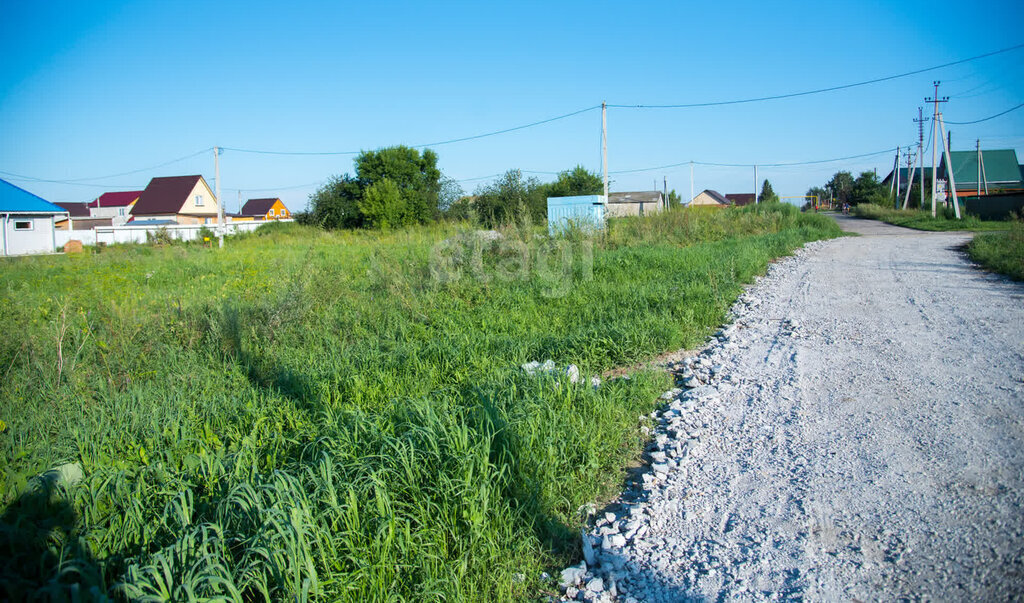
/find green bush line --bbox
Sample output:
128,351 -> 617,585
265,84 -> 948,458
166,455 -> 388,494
0,204 -> 840,601
852,204 -> 1009,231
967,220 -> 1024,281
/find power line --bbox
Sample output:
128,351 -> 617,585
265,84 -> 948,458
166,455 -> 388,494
0,147 -> 212,185
222,105 -> 601,156
945,101 -> 1024,124
607,147 -> 909,175
607,42 -> 1024,109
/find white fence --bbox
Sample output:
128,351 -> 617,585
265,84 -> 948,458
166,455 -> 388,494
54,220 -> 291,248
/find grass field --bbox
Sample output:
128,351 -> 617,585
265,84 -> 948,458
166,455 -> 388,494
0,203 -> 840,601
852,204 -> 1009,231
967,219 -> 1024,281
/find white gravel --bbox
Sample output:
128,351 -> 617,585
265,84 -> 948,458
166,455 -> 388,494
560,216 -> 1024,602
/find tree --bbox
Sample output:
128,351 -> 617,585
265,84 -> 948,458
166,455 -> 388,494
355,146 -> 441,223
358,178 -> 408,229
826,171 -> 854,205
472,169 -> 547,227
850,170 -> 888,206
545,165 -> 603,198
758,179 -> 779,204
307,174 -> 363,229
667,190 -> 682,209
806,186 -> 828,208
307,145 -> 443,229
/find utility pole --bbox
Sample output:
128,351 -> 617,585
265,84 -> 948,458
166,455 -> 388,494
926,81 -> 948,218
602,102 -> 608,203
663,176 -> 667,209
936,112 -> 961,219
914,107 -> 927,211
890,147 -> 900,204
976,139 -> 981,196
215,146 -> 223,248
753,165 -> 758,204
980,141 -> 989,194
689,161 -> 694,203
902,147 -> 916,210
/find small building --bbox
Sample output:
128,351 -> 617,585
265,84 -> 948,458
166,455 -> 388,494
89,190 -> 142,224
606,191 -> 664,217
725,193 -> 755,207
0,179 -> 68,256
689,190 -> 731,207
130,175 -> 220,225
54,202 -> 90,229
239,197 -> 291,221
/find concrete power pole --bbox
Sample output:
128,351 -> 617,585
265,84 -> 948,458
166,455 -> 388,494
753,165 -> 758,204
215,146 -> 224,248
976,139 -> 981,197
902,147 -> 916,210
602,102 -> 608,203
936,112 -> 961,219
914,107 -> 927,210
690,161 -> 694,203
926,82 -> 948,218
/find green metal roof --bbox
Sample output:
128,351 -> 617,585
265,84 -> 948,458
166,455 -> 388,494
939,149 -> 1022,187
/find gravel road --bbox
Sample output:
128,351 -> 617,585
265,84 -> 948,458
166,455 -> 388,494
560,216 -> 1024,602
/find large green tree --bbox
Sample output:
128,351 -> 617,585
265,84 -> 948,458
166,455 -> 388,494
826,171 -> 855,205
307,145 -> 442,229
850,170 -> 888,206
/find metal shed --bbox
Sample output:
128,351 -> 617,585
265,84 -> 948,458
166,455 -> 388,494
547,195 -> 606,234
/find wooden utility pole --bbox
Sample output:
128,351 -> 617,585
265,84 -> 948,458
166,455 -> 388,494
602,102 -> 608,203
926,82 -> 948,218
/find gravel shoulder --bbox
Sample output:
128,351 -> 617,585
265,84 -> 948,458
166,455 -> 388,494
561,216 -> 1024,601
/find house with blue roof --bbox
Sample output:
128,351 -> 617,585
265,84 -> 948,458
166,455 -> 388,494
1,178 -> 69,256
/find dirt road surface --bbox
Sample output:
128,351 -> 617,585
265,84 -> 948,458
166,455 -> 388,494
573,216 -> 1024,601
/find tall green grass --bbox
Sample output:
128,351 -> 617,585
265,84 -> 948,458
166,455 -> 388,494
852,204 -> 1009,231
0,203 -> 840,600
967,219 -> 1024,281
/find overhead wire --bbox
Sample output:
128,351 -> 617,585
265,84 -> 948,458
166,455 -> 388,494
607,42 -> 1024,109
944,101 -> 1024,124
0,147 -> 212,185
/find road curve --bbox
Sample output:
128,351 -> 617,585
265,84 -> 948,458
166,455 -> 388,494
567,216 -> 1024,601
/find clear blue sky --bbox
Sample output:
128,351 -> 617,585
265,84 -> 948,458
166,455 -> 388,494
2,0 -> 1022,210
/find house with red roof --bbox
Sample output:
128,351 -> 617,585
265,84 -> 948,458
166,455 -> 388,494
89,190 -> 142,224
129,175 -> 221,225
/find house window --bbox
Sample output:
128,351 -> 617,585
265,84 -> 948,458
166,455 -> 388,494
195,194 -> 204,207
119,208 -> 125,216
14,220 -> 33,231
268,208 -> 275,217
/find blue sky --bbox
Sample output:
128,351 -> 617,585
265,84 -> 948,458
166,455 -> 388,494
1,0 -> 1022,210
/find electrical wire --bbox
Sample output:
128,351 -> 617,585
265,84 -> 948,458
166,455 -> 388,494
606,147 -> 910,175
0,147 -> 212,185
222,105 -> 601,156
944,101 -> 1024,124
607,43 -> 1024,109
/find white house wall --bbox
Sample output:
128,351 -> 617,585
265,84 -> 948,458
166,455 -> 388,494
2,214 -> 58,256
